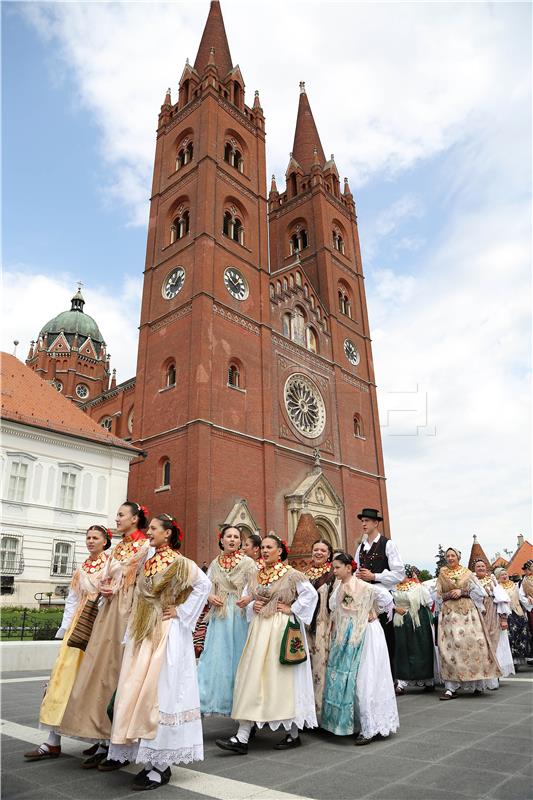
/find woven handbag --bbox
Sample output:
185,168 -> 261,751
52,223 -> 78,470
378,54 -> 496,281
67,597 -> 100,651
279,616 -> 307,665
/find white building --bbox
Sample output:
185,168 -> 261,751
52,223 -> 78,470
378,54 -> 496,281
0,353 -> 141,607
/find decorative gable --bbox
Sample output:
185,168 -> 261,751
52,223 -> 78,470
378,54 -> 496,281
79,337 -> 98,359
48,333 -> 70,353
222,498 -> 260,536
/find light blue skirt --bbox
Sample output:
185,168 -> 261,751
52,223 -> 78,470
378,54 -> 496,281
321,619 -> 366,736
198,596 -> 249,716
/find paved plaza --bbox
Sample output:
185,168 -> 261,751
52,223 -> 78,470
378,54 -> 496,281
1,669 -> 532,800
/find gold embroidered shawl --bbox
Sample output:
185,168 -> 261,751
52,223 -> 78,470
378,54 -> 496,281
208,554 -> 256,619
130,556 -> 193,643
251,565 -> 307,618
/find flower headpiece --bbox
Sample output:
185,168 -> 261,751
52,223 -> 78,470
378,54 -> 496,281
266,532 -> 290,556
90,524 -> 112,539
351,559 -> 357,571
160,514 -> 183,543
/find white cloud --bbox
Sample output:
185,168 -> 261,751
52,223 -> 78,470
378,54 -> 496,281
20,2 -> 530,225
373,199 -> 531,569
1,269 -> 142,383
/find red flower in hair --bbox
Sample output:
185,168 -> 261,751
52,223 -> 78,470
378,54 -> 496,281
106,528 -> 112,539
140,505 -> 149,516
173,522 -> 184,542
281,539 -> 290,555
351,560 -> 357,571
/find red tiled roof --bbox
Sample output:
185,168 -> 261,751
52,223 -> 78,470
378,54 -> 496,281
506,540 -> 533,577
491,556 -> 509,569
0,353 -> 139,453
467,537 -> 491,571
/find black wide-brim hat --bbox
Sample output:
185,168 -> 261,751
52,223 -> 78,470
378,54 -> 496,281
357,508 -> 383,522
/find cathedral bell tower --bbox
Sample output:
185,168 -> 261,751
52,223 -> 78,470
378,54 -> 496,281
128,1 -> 271,559
128,1 -> 390,563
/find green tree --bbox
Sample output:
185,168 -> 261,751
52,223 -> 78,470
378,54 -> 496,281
435,544 -> 446,577
418,569 -> 433,582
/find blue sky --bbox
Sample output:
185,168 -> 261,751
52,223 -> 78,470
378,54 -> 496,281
2,1 -> 531,570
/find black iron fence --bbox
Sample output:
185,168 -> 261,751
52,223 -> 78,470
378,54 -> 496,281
0,608 -> 63,641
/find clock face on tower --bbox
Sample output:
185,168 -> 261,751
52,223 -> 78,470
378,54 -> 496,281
224,267 -> 248,300
162,267 -> 185,300
344,339 -> 360,366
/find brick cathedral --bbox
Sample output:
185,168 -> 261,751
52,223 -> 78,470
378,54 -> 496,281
28,1 -> 390,563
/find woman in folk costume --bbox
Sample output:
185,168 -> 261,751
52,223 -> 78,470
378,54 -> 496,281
304,538 -> 335,721
243,532 -> 264,568
472,560 -> 514,688
198,526 -> 256,716
321,553 -> 399,746
60,502 -> 150,768
108,514 -> 210,791
436,547 -> 501,700
24,525 -> 111,762
215,534 -> 318,754
518,560 -> 533,659
393,566 -> 435,694
495,567 -> 531,668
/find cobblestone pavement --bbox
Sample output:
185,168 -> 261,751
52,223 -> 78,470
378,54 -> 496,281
2,669 -> 532,800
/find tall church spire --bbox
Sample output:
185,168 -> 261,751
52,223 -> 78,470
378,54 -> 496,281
291,82 -> 326,174
194,1 -> 233,78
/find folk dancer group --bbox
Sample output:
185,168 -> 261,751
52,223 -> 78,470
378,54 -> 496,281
24,504 -> 531,790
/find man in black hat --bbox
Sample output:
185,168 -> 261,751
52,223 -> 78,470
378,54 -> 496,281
354,509 -> 405,681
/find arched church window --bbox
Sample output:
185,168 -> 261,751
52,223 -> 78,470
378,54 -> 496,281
338,283 -> 352,318
353,414 -> 363,438
228,362 -> 240,388
100,416 -> 113,432
292,306 -> 306,346
306,326 -> 318,353
333,230 -> 345,254
289,229 -> 308,255
282,312 -> 291,338
223,210 -> 244,245
166,362 -> 176,387
161,459 -> 171,487
176,141 -> 194,171
170,209 -> 190,244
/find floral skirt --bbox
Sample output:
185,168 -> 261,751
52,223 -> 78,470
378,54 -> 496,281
508,612 -> 531,664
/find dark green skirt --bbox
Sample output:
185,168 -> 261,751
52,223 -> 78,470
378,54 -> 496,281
394,605 -> 434,681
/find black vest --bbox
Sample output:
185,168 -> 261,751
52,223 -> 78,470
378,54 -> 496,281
359,535 -> 389,575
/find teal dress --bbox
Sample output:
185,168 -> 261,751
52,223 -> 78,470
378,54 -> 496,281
198,554 -> 255,716
321,577 -> 376,736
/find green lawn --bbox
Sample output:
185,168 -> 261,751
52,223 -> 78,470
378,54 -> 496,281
0,607 -> 63,640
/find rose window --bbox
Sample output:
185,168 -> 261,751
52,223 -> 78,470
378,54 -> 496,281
284,373 -> 326,438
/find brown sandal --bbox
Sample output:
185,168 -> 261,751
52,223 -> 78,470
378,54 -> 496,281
24,744 -> 61,761
439,690 -> 457,701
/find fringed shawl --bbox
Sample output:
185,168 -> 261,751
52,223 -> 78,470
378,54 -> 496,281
130,556 -> 193,644
208,554 -> 256,619
330,576 -> 376,647
105,536 -> 150,593
522,575 -> 533,602
393,582 -> 430,628
70,555 -> 109,601
500,581 -> 525,616
251,566 -> 307,618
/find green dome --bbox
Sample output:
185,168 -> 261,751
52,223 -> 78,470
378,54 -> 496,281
40,288 -> 105,345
